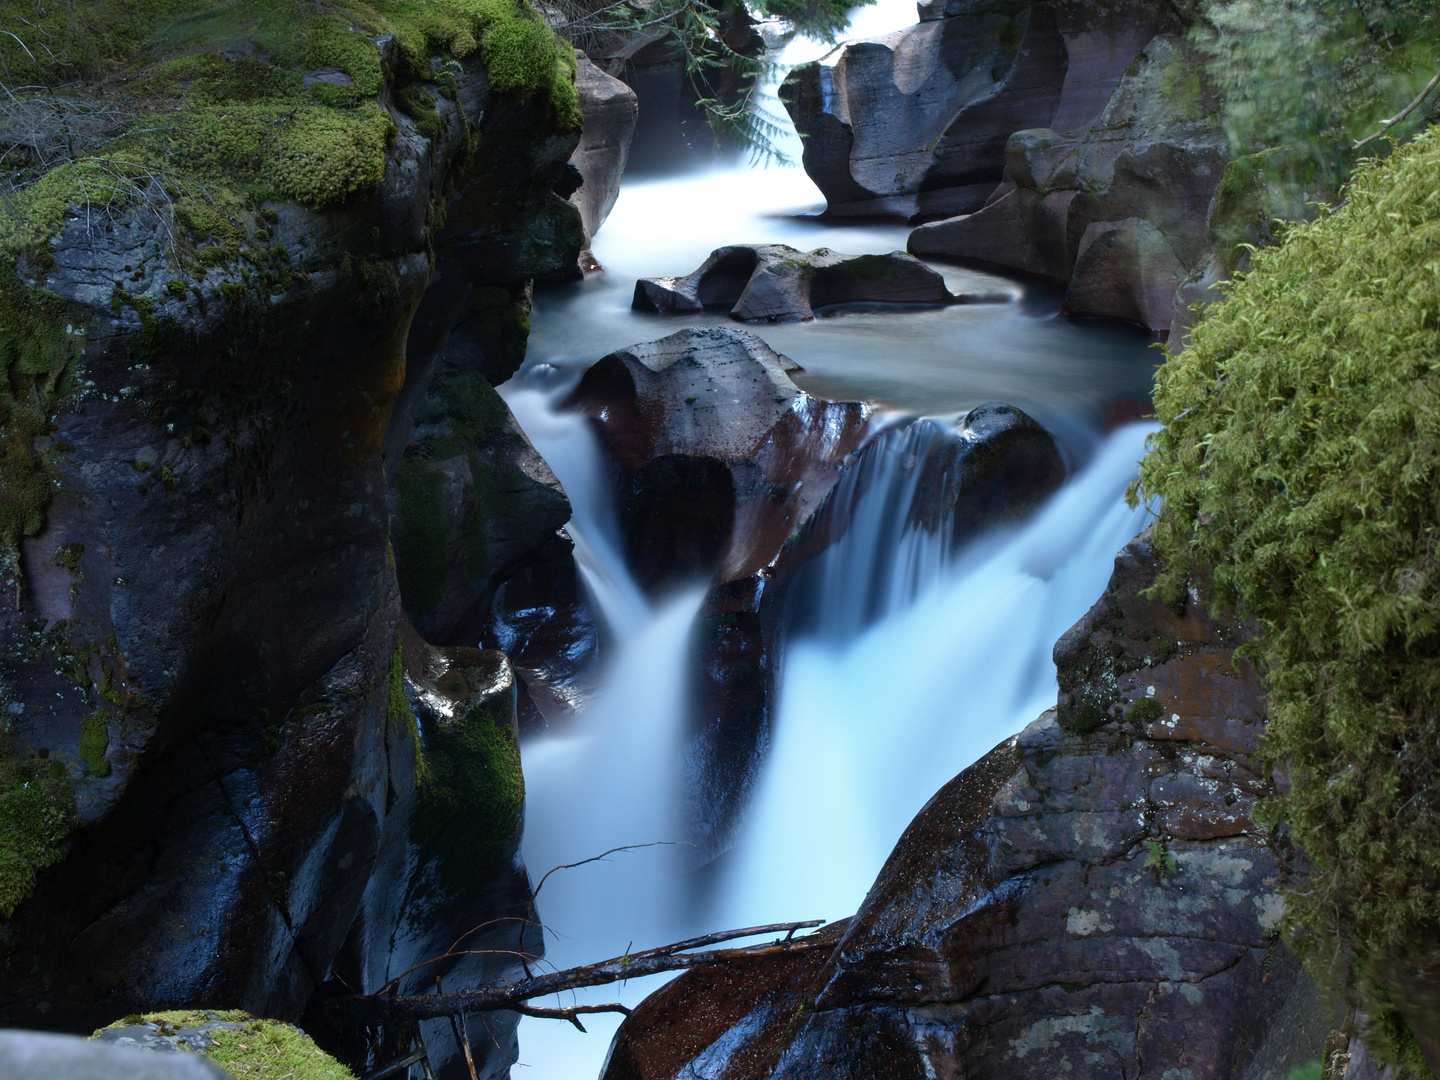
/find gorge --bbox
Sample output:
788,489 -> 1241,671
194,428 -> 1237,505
1,0 -> 1436,1077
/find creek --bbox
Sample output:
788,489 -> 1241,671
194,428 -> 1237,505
500,7 -> 1160,1074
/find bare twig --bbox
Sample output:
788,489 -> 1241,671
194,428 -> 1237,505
1354,67 -> 1440,150
326,920 -> 826,1027
512,1003 -> 632,1032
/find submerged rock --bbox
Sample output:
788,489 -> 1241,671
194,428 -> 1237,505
602,533 -> 1334,1080
632,245 -> 966,323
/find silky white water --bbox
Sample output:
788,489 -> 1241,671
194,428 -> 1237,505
500,2 -> 1162,1075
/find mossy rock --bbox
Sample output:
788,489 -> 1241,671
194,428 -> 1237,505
1136,124 -> 1440,1075
95,1010 -> 355,1079
0,738 -> 78,919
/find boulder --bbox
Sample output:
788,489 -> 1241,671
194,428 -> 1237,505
633,245 -> 961,323
601,533 -> 1335,1080
1061,217 -> 1187,329
0,1031 -> 231,1079
564,326 -> 876,591
568,54 -> 639,245
781,0 -> 1181,220
910,34 -> 1227,332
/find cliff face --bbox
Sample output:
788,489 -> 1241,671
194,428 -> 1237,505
0,6 -> 582,1060
602,533 -> 1333,1080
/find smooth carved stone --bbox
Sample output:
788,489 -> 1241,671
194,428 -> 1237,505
1062,217 -> 1188,331
909,34 -> 1227,332
783,0 -> 1178,220
601,532 -> 1331,1080
633,245 -> 963,323
569,53 -> 638,244
565,326 -> 876,590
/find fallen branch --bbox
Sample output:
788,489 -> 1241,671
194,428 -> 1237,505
512,1003 -> 632,1033
325,920 -> 825,1027
1354,67 -> 1440,150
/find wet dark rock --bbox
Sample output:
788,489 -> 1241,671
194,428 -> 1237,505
603,532 -> 1331,1080
570,54 -> 640,247
0,1030 -> 232,1079
633,245 -> 961,323
564,326 -> 876,592
781,0 -> 1181,221
909,34 -> 1226,332
0,36 -> 577,1060
309,631 -> 532,1080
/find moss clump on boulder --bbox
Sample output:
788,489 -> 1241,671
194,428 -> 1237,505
96,1010 -> 355,1079
391,458 -> 450,614
417,668 -> 523,863
1135,125 -> 1440,1074
0,735 -> 78,918
78,709 -> 111,777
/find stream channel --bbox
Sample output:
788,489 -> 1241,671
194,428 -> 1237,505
499,5 -> 1161,1074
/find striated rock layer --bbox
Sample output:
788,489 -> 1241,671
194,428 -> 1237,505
601,533 -> 1335,1080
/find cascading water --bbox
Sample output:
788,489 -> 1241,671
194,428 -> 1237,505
498,4 -> 1165,1076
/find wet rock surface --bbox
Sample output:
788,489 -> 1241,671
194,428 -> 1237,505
633,245 -> 967,323
909,34 -> 1227,332
602,533 -> 1333,1080
0,35 -> 576,1058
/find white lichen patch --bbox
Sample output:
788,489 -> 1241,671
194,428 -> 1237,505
1066,908 -> 1111,936
1254,892 -> 1286,931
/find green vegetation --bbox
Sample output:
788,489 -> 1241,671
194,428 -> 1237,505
417,672 -> 523,863
759,0 -> 873,43
1193,0 -> 1439,196
1283,1062 -> 1322,1080
1127,696 -> 1164,723
1144,839 -> 1178,879
387,641 -> 428,782
1134,126 -> 1440,1074
79,710 -> 111,777
391,458 -> 450,614
98,1011 -> 355,1079
0,264 -> 79,582
0,736 -> 78,918
0,0 -> 581,262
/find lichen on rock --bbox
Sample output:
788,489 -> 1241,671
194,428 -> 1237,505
1137,124 -> 1440,1075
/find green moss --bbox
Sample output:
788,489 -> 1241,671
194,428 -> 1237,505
79,710 -> 111,777
51,543 -> 84,573
1283,1062 -> 1322,1080
387,641 -> 428,782
0,265 -> 79,579
0,736 -> 79,918
98,1012 -> 354,1079
1134,125 -> 1440,1074
1127,696 -> 1164,723
391,458 -> 450,614
0,0 -> 579,261
207,1018 -> 355,1080
418,682 -> 522,862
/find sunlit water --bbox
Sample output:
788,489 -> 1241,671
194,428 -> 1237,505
500,2 -> 1161,1075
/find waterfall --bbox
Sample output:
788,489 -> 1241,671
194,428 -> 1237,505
710,423 -> 1157,930
498,1 -> 1162,1074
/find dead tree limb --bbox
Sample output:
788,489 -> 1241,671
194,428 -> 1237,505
1355,68 -> 1440,150
325,920 -> 826,1027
